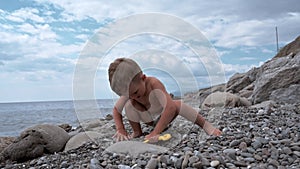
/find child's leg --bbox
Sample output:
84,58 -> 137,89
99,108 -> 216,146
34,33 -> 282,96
175,100 -> 219,135
125,100 -> 154,137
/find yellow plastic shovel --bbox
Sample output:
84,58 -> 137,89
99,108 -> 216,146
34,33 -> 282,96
144,133 -> 172,143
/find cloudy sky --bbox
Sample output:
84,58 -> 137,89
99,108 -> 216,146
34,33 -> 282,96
0,0 -> 299,103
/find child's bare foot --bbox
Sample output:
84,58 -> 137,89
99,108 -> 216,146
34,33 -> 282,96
130,132 -> 143,138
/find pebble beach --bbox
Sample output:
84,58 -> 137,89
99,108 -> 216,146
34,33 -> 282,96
1,102 -> 299,169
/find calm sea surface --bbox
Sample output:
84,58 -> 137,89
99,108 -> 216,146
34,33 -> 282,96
0,99 -> 114,137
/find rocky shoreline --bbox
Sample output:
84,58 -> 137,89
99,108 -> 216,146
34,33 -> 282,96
1,103 -> 299,169
1,36 -> 300,168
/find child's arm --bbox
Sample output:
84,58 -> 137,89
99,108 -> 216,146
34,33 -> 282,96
145,81 -> 178,141
112,107 -> 130,141
112,97 -> 130,141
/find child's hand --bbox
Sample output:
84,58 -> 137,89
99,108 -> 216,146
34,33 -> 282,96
203,121 -> 222,136
113,130 -> 130,142
145,132 -> 160,143
211,128 -> 222,136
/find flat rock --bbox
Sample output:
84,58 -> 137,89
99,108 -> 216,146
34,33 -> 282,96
64,131 -> 102,152
105,141 -> 168,157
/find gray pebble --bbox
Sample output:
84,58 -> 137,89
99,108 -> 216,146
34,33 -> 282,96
291,146 -> 300,151
252,141 -> 262,149
233,161 -> 247,167
201,158 -> 210,166
239,141 -> 247,150
282,147 -> 292,154
174,157 -> 183,169
60,161 -> 69,168
293,151 -> 300,157
118,164 -> 131,169
240,152 -> 253,158
268,159 -> 279,167
244,157 -> 255,163
145,158 -> 157,169
192,161 -> 202,169
210,160 -> 220,167
189,156 -> 199,164
225,163 -> 236,169
230,140 -> 241,147
159,155 -> 169,164
254,154 -> 263,161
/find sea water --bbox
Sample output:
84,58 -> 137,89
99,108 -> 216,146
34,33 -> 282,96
0,99 -> 114,137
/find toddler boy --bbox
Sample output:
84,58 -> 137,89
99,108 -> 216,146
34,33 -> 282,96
108,58 -> 221,142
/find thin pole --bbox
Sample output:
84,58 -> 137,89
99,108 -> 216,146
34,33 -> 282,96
275,26 -> 279,52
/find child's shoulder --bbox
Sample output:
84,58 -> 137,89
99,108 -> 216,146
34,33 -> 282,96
147,76 -> 164,86
147,76 -> 161,83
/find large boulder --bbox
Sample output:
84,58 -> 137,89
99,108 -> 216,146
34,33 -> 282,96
201,92 -> 251,110
270,84 -> 300,104
222,36 -> 300,105
252,52 -> 300,104
0,137 -> 15,154
226,67 -> 258,94
184,83 -> 225,108
0,124 -> 69,162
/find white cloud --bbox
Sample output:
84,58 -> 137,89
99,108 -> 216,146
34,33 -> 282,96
33,0 -> 300,49
262,48 -> 274,54
6,7 -> 45,23
6,14 -> 24,22
18,23 -> 40,34
239,57 -> 257,61
1,0 -> 299,101
222,63 -> 257,76
0,24 -> 14,30
75,34 -> 90,41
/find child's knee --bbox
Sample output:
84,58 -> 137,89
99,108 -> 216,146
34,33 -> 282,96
124,101 -> 140,123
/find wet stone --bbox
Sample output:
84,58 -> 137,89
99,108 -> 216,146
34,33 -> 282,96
230,140 -> 241,147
